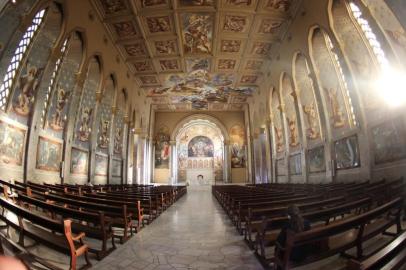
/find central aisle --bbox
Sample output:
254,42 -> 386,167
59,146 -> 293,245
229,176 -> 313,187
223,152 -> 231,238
95,186 -> 264,270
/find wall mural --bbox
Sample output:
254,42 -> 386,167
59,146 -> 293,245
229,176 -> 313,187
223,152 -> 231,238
114,114 -> 124,156
0,120 -> 25,166
95,154 -> 108,176
289,153 -> 302,175
97,78 -> 114,153
282,74 -> 300,148
36,136 -> 62,172
70,147 -> 88,175
188,136 -> 214,157
372,117 -> 406,165
230,124 -> 246,168
308,146 -> 326,173
181,13 -> 213,54
112,159 -> 122,177
154,126 -> 170,169
271,90 -> 284,153
334,135 -> 360,169
147,72 -> 255,110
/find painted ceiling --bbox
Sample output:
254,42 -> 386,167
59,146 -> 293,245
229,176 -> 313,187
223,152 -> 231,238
92,0 -> 301,111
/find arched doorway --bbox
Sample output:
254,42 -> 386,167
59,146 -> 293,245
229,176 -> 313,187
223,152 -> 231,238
171,115 -> 230,185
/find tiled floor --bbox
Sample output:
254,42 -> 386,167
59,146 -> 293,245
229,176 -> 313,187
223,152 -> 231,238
94,186 -> 264,270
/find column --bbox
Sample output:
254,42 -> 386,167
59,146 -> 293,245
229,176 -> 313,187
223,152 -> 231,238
223,140 -> 231,183
169,140 -> 177,184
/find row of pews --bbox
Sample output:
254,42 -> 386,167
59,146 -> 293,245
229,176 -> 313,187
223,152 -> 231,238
0,179 -> 187,270
213,178 -> 406,270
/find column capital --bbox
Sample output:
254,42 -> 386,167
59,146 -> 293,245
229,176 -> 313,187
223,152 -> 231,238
169,140 -> 176,145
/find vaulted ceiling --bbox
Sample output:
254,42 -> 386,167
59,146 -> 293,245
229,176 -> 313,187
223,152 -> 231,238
92,0 -> 301,111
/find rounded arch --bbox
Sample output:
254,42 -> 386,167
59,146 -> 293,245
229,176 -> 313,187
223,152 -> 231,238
171,114 -> 229,142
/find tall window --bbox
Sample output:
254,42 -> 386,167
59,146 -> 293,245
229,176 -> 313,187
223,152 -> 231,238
349,2 -> 389,68
0,9 -> 46,110
41,38 -> 68,124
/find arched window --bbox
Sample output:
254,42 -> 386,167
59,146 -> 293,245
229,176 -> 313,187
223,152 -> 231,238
271,89 -> 284,154
0,9 -> 46,110
280,73 -> 301,149
43,32 -> 84,136
309,27 -> 357,134
292,53 -> 322,143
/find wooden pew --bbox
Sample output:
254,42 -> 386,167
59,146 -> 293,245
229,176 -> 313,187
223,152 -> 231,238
0,197 -> 91,270
347,231 -> 406,270
273,197 -> 403,270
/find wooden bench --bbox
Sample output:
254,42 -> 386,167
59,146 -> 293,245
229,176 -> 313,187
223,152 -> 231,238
0,196 -> 91,270
274,197 -> 404,270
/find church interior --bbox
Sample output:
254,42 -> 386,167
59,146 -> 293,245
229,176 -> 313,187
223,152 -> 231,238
0,0 -> 405,269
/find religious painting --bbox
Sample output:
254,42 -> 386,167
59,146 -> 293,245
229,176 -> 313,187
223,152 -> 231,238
179,0 -> 214,6
36,136 -> 62,172
133,60 -> 153,73
258,19 -> 283,34
323,87 -> 346,129
0,120 -> 25,166
334,135 -> 360,170
181,13 -> 213,54
289,154 -> 302,175
372,117 -> 406,165
142,0 -> 168,7
138,75 -> 159,85
220,40 -> 241,53
240,75 -> 258,84
70,147 -> 88,175
276,158 -> 286,176
146,16 -> 172,34
155,126 -> 170,169
113,21 -> 137,39
159,59 -> 179,71
188,136 -> 214,157
266,0 -> 291,12
246,60 -> 263,70
124,43 -> 147,57
113,126 -> 123,155
230,125 -> 246,168
112,159 -> 122,177
95,154 -> 108,176
223,15 -> 249,33
154,40 -> 177,55
47,86 -> 71,131
308,146 -> 326,173
186,58 -> 210,72
218,59 -> 237,70
100,0 -> 127,15
225,0 -> 256,7
12,63 -> 44,116
251,41 -> 272,55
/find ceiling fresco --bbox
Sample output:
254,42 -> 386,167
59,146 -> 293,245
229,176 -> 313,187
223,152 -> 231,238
92,0 -> 301,111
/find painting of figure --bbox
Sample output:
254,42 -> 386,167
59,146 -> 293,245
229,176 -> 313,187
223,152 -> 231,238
334,135 -> 360,170
179,0 -> 214,6
113,21 -> 137,38
266,0 -> 291,11
251,42 -> 272,55
36,137 -> 62,171
226,0 -> 253,6
259,19 -> 282,34
223,15 -> 247,33
155,126 -> 170,169
146,16 -> 171,33
230,124 -> 246,168
70,147 -> 88,175
289,154 -> 302,175
101,0 -> 126,14
154,40 -> 177,55
0,120 -> 25,166
218,59 -> 236,70
372,117 -> 406,164
139,75 -> 159,85
112,159 -> 122,177
186,58 -> 210,72
182,13 -> 213,54
308,146 -> 326,173
220,40 -> 241,53
240,75 -> 258,84
95,154 -> 108,176
49,86 -> 71,131
159,59 -> 179,71
133,61 -> 153,72
188,136 -> 214,157
124,43 -> 146,57
246,60 -> 263,70
142,0 -> 167,7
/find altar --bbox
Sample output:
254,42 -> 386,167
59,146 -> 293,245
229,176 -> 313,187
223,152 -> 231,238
185,157 -> 215,185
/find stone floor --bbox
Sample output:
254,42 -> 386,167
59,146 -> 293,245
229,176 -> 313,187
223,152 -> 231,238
94,186 -> 263,270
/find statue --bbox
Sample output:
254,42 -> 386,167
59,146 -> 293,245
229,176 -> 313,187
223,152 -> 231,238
78,107 -> 92,142
303,102 -> 320,139
274,126 -> 284,153
324,87 -> 345,128
51,87 -> 70,130
99,118 -> 110,149
114,127 -> 122,154
14,64 -> 42,116
287,117 -> 299,147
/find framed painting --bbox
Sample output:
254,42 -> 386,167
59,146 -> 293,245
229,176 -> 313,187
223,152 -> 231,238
112,159 -> 122,177
289,154 -> 302,175
372,117 -> 406,165
276,158 -> 286,176
334,135 -> 360,170
36,136 -> 62,171
70,147 -> 88,175
95,154 -> 108,176
308,146 -> 326,173
0,120 -> 25,166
